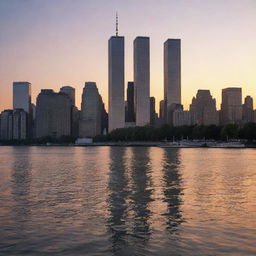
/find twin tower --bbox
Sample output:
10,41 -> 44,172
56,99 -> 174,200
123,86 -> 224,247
108,35 -> 181,132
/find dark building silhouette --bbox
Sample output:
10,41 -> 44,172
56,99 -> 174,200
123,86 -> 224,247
126,82 -> 135,122
35,89 -> 72,138
150,97 -> 158,126
190,90 -> 219,125
242,96 -> 254,123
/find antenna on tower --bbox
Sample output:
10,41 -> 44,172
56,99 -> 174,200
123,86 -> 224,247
116,11 -> 118,36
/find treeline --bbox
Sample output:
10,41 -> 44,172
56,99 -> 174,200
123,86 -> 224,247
94,123 -> 256,142
0,135 -> 77,145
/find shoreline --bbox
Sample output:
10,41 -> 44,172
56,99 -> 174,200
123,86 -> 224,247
0,141 -> 256,148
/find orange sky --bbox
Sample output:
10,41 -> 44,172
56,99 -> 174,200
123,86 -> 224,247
0,0 -> 256,113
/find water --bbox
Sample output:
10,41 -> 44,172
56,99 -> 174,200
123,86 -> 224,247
0,146 -> 255,256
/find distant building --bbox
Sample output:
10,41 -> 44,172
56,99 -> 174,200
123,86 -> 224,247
134,37 -> 150,126
159,100 -> 165,124
164,39 -> 181,124
108,36 -> 125,132
173,109 -> 193,127
150,97 -> 158,126
79,82 -> 102,138
190,90 -> 219,125
35,89 -> 72,138
242,96 -> 254,123
13,109 -> 27,140
13,82 -> 31,113
221,88 -> 242,125
13,81 -> 33,137
0,110 -> 13,140
126,82 -> 135,122
60,86 -> 75,106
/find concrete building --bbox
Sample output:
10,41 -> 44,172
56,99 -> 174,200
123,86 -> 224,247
221,88 -> 242,125
159,100 -> 165,123
190,90 -> 219,125
164,39 -> 181,124
79,82 -> 102,138
242,96 -> 254,123
108,36 -> 125,132
126,82 -> 135,122
134,37 -> 150,126
0,110 -> 13,140
13,109 -> 27,140
35,89 -> 72,138
173,109 -> 193,127
150,97 -> 158,126
60,86 -> 75,106
13,82 -> 31,113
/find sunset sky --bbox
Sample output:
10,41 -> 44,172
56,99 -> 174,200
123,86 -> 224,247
0,0 -> 256,112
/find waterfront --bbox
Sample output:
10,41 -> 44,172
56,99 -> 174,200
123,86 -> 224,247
0,147 -> 255,255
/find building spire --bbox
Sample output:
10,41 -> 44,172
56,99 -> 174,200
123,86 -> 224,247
116,11 -> 118,36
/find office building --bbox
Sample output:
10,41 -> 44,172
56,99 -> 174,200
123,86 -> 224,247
134,37 -> 150,126
108,36 -> 125,131
0,110 -> 13,140
60,86 -> 75,106
173,109 -> 193,127
35,89 -> 72,138
13,82 -> 31,113
242,96 -> 254,123
79,82 -> 102,138
13,109 -> 27,140
164,39 -> 181,123
126,82 -> 135,122
190,90 -> 219,125
221,88 -> 242,125
150,97 -> 158,126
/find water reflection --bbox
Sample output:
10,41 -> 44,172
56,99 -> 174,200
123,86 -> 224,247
161,149 -> 183,234
107,147 -> 129,255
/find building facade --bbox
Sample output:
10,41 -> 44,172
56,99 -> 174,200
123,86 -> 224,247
190,90 -> 219,125
79,82 -> 102,138
35,89 -> 72,138
221,88 -> 242,125
164,39 -> 181,124
126,81 -> 135,122
134,37 -> 150,126
242,96 -> 254,123
108,36 -> 125,132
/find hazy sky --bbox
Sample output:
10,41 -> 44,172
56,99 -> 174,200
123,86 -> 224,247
0,0 -> 256,112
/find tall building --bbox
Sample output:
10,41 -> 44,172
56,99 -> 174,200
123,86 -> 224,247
242,96 -> 254,123
35,89 -> 72,138
12,109 -> 27,140
79,82 -> 102,138
60,86 -> 75,106
190,90 -> 219,125
108,36 -> 125,132
13,82 -> 31,113
164,39 -> 181,124
150,97 -> 158,126
134,37 -> 150,126
159,100 -> 165,121
0,110 -> 13,140
60,86 -> 78,137
221,88 -> 242,125
126,82 -> 135,122
173,109 -> 193,127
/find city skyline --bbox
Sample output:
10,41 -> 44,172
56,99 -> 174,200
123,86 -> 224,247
0,0 -> 256,112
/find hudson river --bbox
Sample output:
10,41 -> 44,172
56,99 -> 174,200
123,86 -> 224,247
0,147 -> 255,255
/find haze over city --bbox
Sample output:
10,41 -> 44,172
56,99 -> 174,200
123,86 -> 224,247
1,0 -> 256,112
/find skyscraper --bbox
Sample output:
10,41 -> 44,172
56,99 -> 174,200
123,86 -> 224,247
79,82 -> 102,138
0,110 -> 13,140
134,37 -> 150,126
35,89 -> 72,138
242,96 -> 254,123
150,97 -> 157,126
12,109 -> 27,140
126,82 -> 135,122
164,39 -> 181,124
60,86 -> 75,106
13,82 -> 31,113
221,88 -> 242,125
190,90 -> 219,125
108,36 -> 125,132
